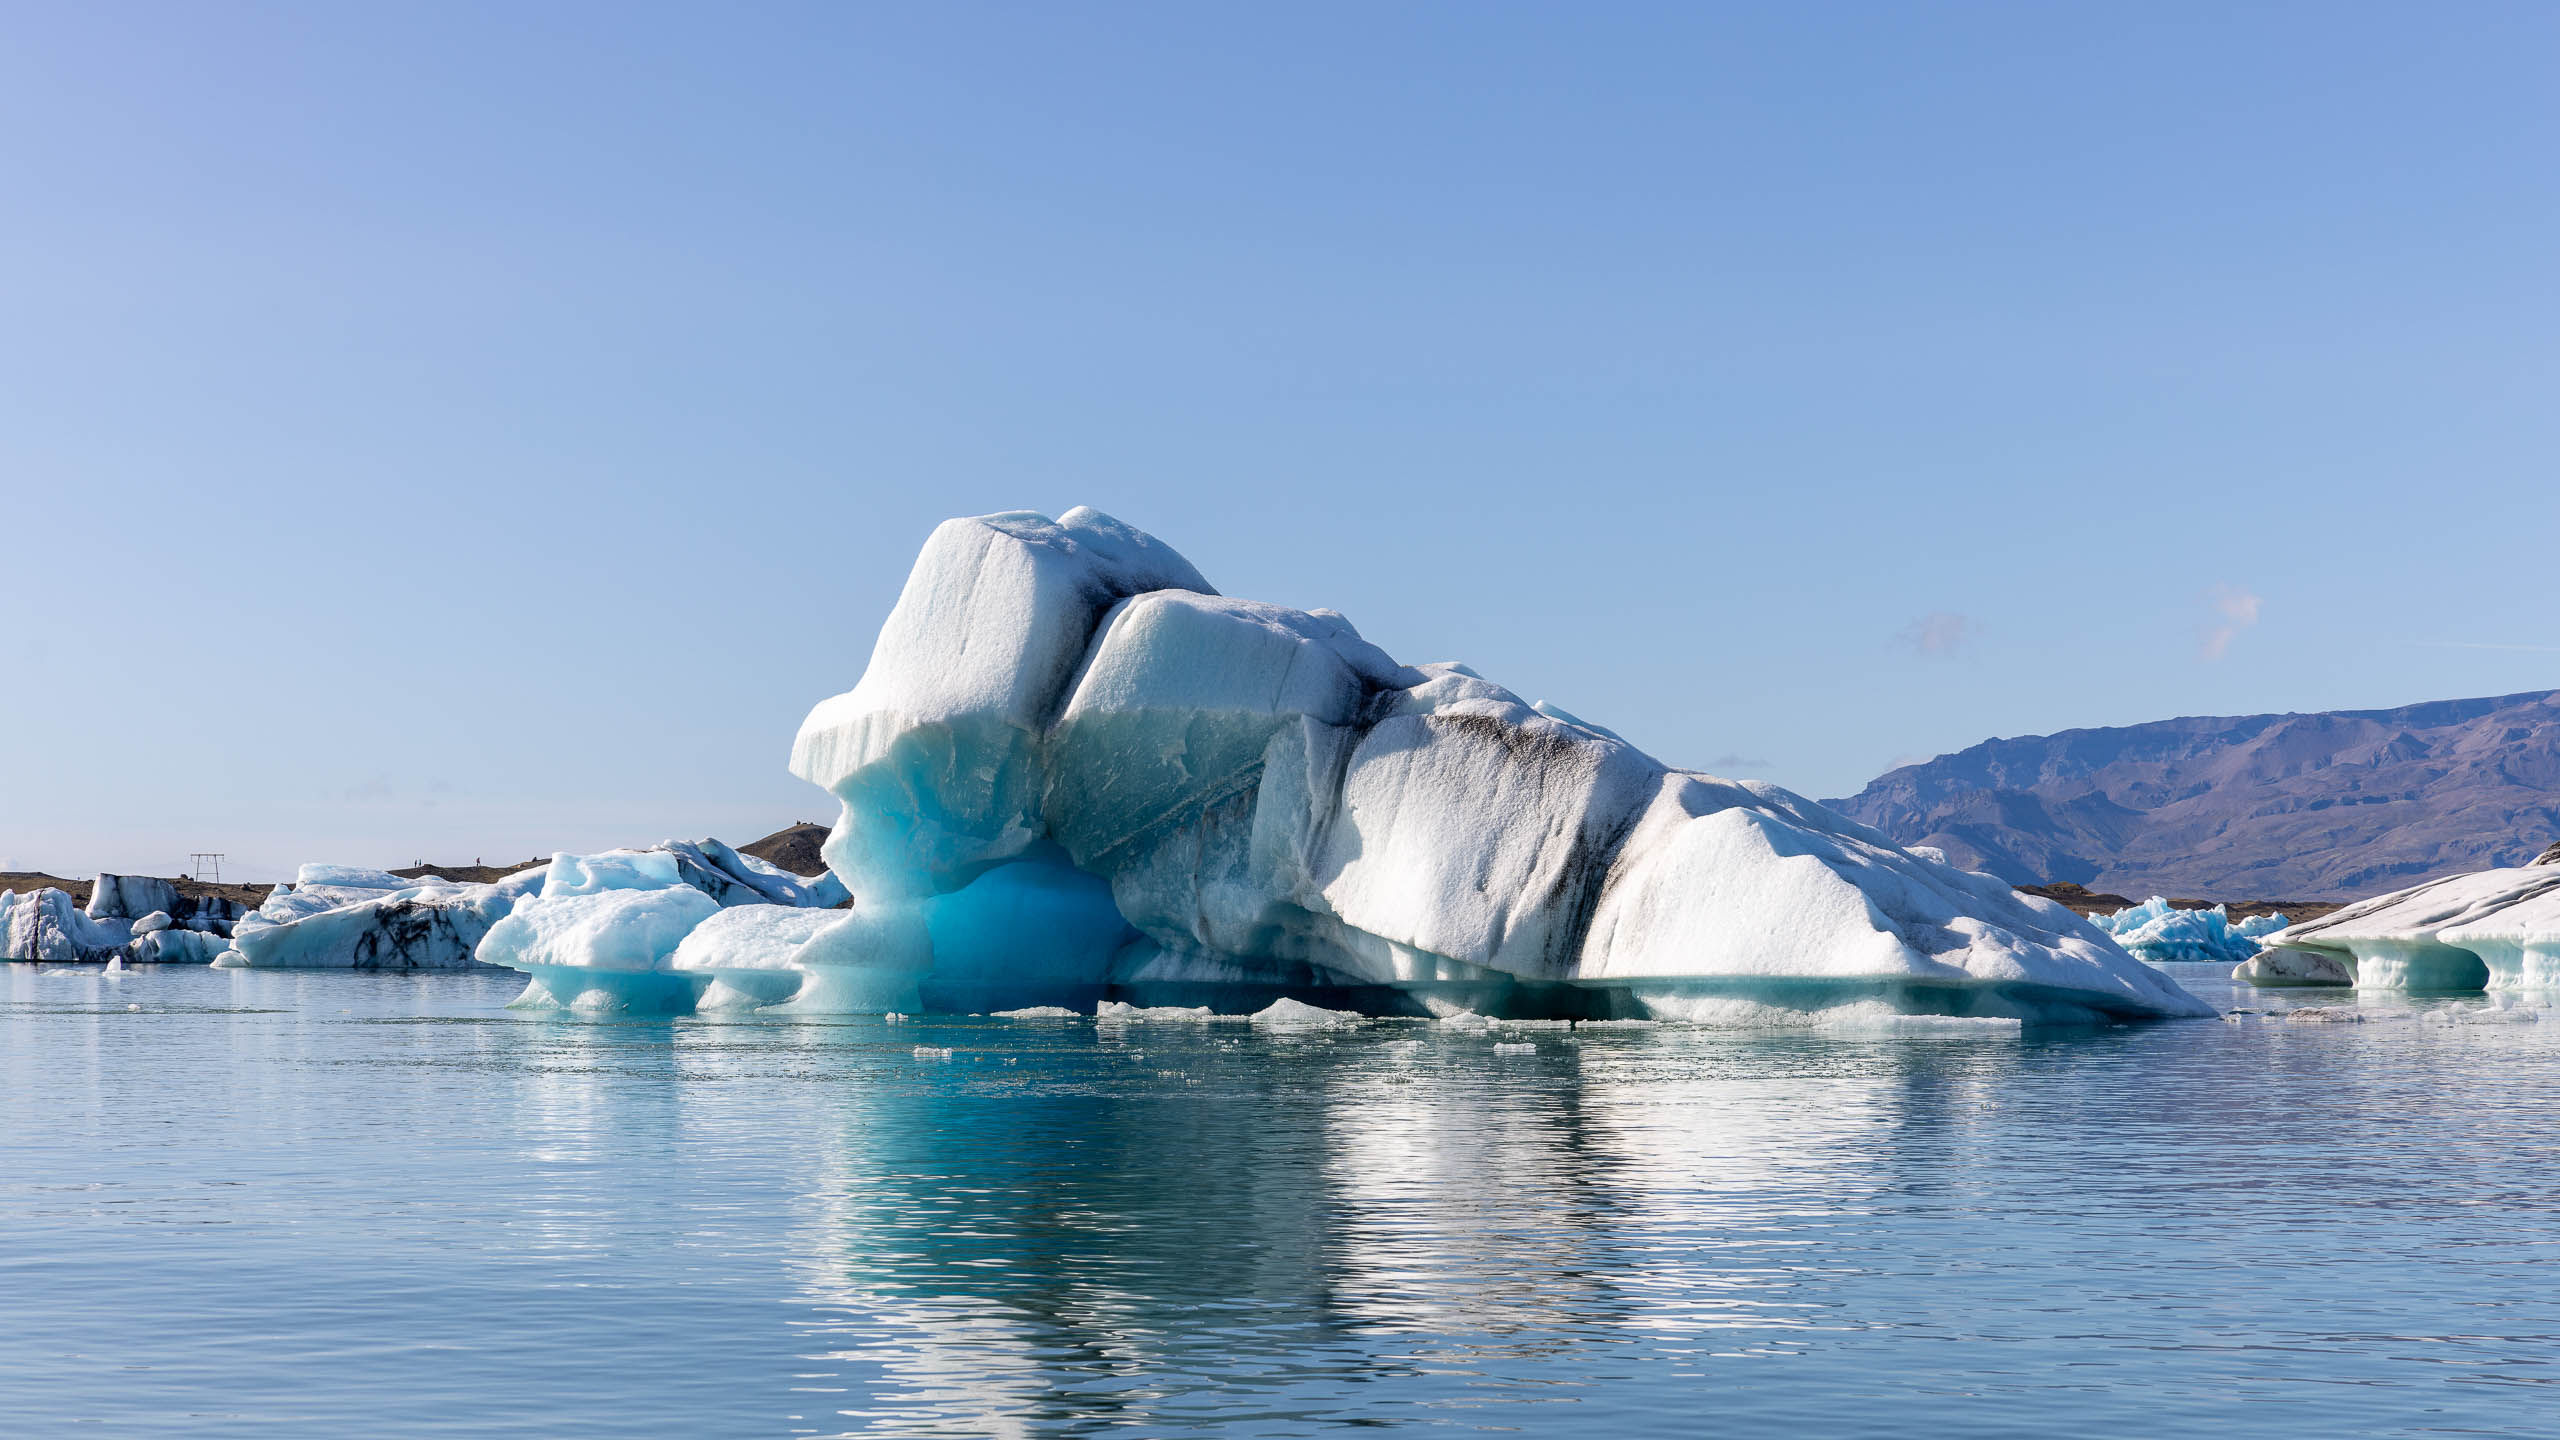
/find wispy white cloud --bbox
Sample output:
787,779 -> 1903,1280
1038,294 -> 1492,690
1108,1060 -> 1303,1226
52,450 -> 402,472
2199,585 -> 2261,661
1895,612 -> 1976,657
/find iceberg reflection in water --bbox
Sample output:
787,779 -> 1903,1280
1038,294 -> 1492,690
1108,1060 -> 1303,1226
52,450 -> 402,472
8,965 -> 2560,1437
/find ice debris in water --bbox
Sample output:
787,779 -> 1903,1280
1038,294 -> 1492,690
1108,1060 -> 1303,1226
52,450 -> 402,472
1249,998 -> 1366,1028
993,1006 -> 1082,1019
470,507 -> 2209,1026
2090,898 -> 2288,965
1095,1001 -> 1221,1022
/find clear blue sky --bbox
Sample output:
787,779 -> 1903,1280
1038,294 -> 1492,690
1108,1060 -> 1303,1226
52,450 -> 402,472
5,2 -> 2555,881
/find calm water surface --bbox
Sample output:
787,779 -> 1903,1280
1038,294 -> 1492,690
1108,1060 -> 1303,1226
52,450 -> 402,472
6,964 -> 2560,1438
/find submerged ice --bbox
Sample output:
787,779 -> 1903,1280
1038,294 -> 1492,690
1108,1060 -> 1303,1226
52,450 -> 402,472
490,507 -> 2207,1025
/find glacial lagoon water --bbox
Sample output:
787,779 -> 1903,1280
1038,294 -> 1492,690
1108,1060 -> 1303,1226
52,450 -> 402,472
7,964 -> 2560,1438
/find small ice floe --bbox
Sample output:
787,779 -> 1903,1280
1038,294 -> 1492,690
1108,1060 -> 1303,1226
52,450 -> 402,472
2234,948 -> 2352,988
2281,1006 -> 2409,1024
912,1045 -> 953,1059
1249,997 -> 1364,1029
992,1006 -> 1081,1019
2423,1004 -> 2544,1026
1096,1001 -> 1222,1022
1822,1012 -> 2025,1037
1492,1041 -> 1537,1055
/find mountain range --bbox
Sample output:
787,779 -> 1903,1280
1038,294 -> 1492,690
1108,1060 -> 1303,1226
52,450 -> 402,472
1823,689 -> 2560,901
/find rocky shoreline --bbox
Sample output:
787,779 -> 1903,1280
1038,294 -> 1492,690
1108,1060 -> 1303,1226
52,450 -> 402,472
2017,882 -> 2343,925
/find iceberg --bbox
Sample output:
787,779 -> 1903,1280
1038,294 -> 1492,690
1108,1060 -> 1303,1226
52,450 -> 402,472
219,837 -> 844,972
85,874 -> 245,935
2089,898 -> 2288,965
125,927 -> 234,964
494,507 -> 2205,1025
221,875 -> 533,970
2258,857 -> 2560,990
481,887 -> 724,1009
1,888 -> 134,962
2231,947 -> 2352,987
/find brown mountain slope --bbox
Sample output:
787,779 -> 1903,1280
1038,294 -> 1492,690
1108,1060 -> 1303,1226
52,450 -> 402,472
1828,690 -> 2560,902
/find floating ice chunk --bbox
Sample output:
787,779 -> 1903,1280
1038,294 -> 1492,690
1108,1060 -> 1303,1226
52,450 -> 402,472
541,849 -> 686,898
2424,1002 -> 2544,1025
294,864 -> 412,890
667,904 -> 836,971
88,874 -> 179,921
479,887 -> 721,1010
126,928 -> 231,964
223,883 -> 522,970
1581,776 -> 2211,1021
483,888 -> 720,971
748,508 -> 2210,1024
83,874 -> 244,934
2438,886 -> 2560,990
791,507 -> 1215,901
661,904 -> 839,1008
2235,947 -> 2352,987
1,888 -> 133,962
994,1005 -> 1082,1019
1095,1000 -> 1220,1021
2091,897 -> 2287,965
652,838 -> 847,909
2272,866 -> 2560,990
491,865 -> 551,900
1814,1008 -> 2027,1037
1250,997 -> 1364,1028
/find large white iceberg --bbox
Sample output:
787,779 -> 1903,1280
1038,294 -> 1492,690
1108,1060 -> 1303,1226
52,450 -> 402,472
491,507 -> 2206,1025
2261,857 -> 2560,990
